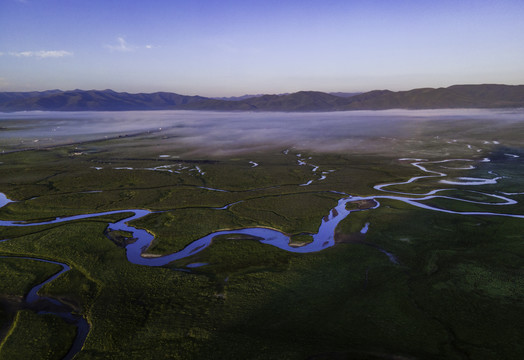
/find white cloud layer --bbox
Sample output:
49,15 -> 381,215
9,50 -> 73,58
105,37 -> 134,52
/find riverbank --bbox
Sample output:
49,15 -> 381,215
1,111 -> 523,358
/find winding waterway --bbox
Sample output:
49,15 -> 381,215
2,157 -> 523,265
0,256 -> 89,360
0,156 -> 523,358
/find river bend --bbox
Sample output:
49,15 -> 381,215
1,156 -> 523,358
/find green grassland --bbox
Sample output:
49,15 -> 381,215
0,258 -> 77,359
0,310 -> 77,360
0,122 -> 523,359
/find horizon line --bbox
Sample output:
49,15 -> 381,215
1,82 -> 523,98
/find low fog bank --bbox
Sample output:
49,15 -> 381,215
1,109 -> 523,155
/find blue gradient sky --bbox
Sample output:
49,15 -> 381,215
1,0 -> 523,96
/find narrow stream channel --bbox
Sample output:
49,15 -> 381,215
0,156 -> 523,358
0,256 -> 89,360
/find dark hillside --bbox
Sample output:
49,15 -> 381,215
342,84 -> 524,109
1,84 -> 523,112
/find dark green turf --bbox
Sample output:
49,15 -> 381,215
1,118 -> 523,359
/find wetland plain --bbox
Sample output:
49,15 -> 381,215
1,109 -> 524,359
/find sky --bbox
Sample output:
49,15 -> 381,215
1,0 -> 524,96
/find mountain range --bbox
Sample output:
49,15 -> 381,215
0,84 -> 523,112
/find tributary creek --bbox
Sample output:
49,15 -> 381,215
1,156 -> 523,359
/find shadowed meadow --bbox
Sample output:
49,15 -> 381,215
0,109 -> 523,359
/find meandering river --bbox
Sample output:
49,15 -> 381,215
0,156 -> 523,358
0,256 -> 89,360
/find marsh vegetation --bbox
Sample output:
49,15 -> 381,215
0,110 -> 523,359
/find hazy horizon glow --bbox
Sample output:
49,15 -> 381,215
1,0 -> 524,96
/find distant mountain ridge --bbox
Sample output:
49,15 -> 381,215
0,90 -> 207,112
1,84 -> 523,112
